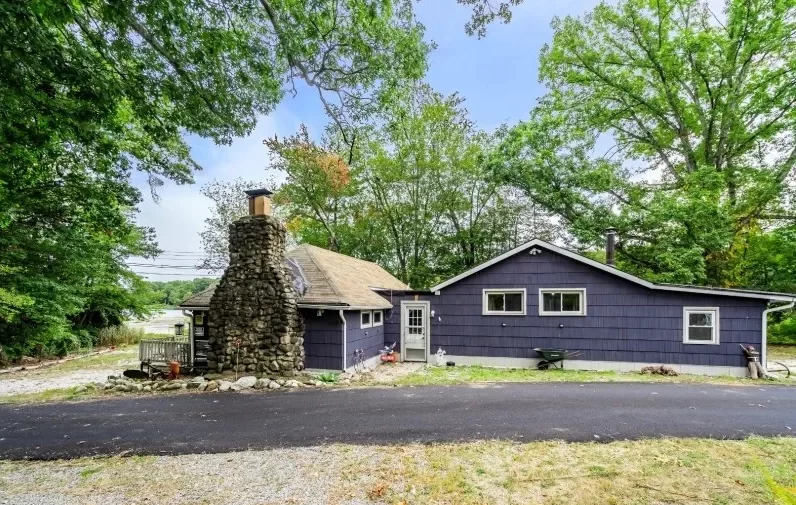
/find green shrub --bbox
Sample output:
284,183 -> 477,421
317,372 -> 339,383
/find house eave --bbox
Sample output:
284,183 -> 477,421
429,239 -> 796,302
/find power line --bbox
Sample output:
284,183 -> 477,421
132,270 -> 219,277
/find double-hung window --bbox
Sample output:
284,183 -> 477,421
482,289 -> 526,315
538,289 -> 586,316
683,307 -> 719,344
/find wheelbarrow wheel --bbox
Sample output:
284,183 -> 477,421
537,361 -> 550,370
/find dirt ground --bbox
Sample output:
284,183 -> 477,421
0,347 -> 138,397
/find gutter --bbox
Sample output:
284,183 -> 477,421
762,300 -> 794,369
339,309 -> 347,372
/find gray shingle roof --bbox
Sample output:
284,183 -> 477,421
178,244 -> 409,310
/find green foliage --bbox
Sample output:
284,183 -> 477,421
496,0 -> 796,288
0,0 -> 431,360
769,313 -> 796,345
317,372 -> 339,383
96,326 -> 147,347
247,84 -> 559,288
146,278 -> 217,307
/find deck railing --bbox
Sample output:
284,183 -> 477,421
139,337 -> 190,365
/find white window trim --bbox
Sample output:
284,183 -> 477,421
372,310 -> 383,327
683,307 -> 720,345
360,310 -> 372,328
538,288 -> 587,316
482,288 -> 527,316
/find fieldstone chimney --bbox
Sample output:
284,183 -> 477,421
206,193 -> 305,375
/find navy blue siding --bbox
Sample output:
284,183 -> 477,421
302,309 -> 342,370
386,247 -> 766,368
345,311 -> 385,368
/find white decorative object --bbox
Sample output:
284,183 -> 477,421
435,348 -> 447,366
529,248 -> 541,255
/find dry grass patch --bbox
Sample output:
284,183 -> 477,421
369,437 -> 796,504
0,438 -> 794,505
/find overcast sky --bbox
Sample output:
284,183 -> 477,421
129,0 -> 607,280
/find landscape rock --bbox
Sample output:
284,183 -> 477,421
234,376 -> 257,389
74,385 -> 87,394
206,381 -> 219,391
187,377 -> 207,389
267,380 -> 281,390
254,378 -> 269,389
203,373 -> 224,381
143,386 -> 152,392
218,380 -> 232,392
284,380 -> 301,388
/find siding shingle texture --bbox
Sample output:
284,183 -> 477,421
385,246 -> 765,368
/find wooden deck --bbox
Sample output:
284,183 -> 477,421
139,337 -> 190,365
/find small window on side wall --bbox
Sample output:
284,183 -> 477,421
483,289 -> 526,315
372,310 -> 383,326
539,289 -> 586,316
683,307 -> 719,344
361,311 -> 372,328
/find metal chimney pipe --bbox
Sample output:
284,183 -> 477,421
605,228 -> 617,267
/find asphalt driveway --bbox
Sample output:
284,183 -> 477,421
1,382 -> 794,459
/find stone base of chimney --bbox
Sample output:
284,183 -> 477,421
207,215 -> 305,374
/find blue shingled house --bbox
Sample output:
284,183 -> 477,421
383,238 -> 794,377
181,232 -> 793,376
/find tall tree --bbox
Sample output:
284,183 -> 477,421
0,0 -> 430,357
199,177 -> 279,271
497,0 -> 796,285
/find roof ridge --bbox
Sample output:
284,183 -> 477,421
302,245 -> 344,300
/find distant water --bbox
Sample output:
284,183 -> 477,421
126,309 -> 189,334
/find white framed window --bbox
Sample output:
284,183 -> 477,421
538,288 -> 586,316
683,307 -> 719,344
372,310 -> 383,326
482,289 -> 527,315
360,311 -> 372,328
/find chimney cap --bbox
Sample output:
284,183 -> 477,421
244,188 -> 273,197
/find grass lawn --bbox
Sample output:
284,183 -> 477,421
0,437 -> 793,504
770,344 -> 796,362
0,385 -> 104,405
0,345 -> 139,379
385,364 -> 796,387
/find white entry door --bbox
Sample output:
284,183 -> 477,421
401,301 -> 429,362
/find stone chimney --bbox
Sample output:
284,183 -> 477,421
206,190 -> 305,375
605,228 -> 617,267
